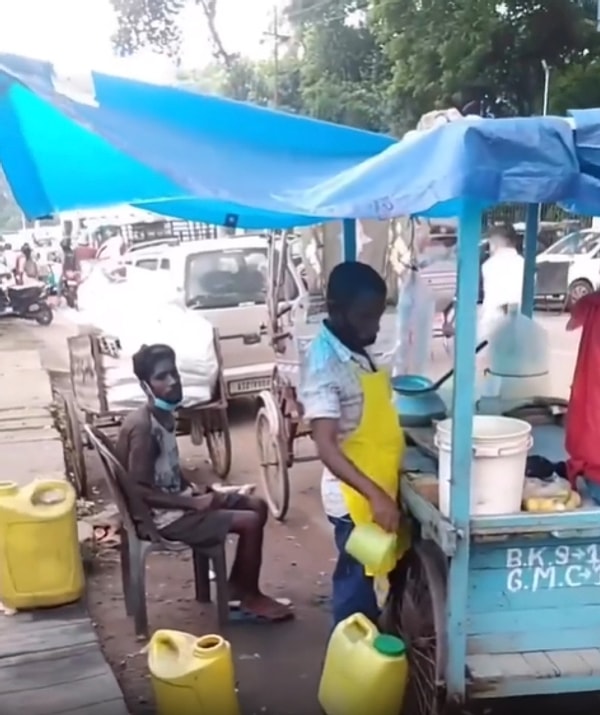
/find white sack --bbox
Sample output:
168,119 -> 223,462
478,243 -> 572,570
75,263 -> 219,410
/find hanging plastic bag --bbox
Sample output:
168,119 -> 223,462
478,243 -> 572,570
393,269 -> 435,376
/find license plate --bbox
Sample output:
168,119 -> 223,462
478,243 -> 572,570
227,377 -> 272,395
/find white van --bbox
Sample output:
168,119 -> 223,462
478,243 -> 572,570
124,237 -> 296,398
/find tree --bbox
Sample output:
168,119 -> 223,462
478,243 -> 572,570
550,61 -> 600,115
110,0 -> 235,66
110,0 -> 185,58
372,0 -> 600,131
285,0 -> 392,131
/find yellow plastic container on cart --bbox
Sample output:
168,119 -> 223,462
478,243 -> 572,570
0,479 -> 84,609
149,629 -> 241,715
318,613 -> 409,715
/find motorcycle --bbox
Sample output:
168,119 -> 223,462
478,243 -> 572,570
62,270 -> 80,309
0,283 -> 54,325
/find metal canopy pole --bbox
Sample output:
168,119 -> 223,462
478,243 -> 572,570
342,219 -> 357,261
445,201 -> 481,699
521,203 -> 539,317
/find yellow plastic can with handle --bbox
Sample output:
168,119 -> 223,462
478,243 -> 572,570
318,613 -> 409,715
149,629 -> 241,715
0,479 -> 84,609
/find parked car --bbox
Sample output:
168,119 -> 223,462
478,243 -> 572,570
513,220 -> 582,254
535,228 -> 600,307
123,236 -> 299,399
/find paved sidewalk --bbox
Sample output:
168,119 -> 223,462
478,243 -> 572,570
0,319 -> 128,715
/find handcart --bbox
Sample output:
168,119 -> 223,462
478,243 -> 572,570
57,329 -> 232,499
255,220 -> 449,520
381,197 -> 600,715
260,180 -> 600,713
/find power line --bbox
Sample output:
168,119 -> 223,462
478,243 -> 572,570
262,5 -> 292,106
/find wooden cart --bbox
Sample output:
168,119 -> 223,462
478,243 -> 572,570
58,330 -> 232,498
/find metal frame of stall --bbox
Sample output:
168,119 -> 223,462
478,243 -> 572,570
342,203 -> 600,706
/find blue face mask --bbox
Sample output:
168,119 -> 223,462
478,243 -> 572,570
152,397 -> 181,412
144,382 -> 182,412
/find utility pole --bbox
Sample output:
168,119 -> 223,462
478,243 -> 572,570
541,59 -> 550,117
262,5 -> 290,107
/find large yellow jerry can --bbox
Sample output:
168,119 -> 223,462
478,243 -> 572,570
0,479 -> 84,610
318,613 -> 409,715
149,629 -> 241,715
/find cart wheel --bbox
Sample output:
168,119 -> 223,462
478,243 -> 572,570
205,409 -> 232,480
56,392 -> 88,499
255,406 -> 290,521
381,541 -> 448,715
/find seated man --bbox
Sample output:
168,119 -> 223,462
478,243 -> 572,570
115,343 -> 292,622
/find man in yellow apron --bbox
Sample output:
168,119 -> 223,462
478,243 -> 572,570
299,261 -> 409,625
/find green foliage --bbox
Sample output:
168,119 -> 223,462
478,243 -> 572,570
297,17 -> 392,131
372,0 -> 600,129
92,0 -> 600,133
551,60 -> 600,114
110,0 -> 186,57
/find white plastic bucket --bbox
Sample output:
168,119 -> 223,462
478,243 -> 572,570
435,416 -> 532,517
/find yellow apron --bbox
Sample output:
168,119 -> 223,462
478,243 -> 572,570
339,368 -> 411,578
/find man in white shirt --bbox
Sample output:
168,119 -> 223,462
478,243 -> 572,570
479,224 -> 524,340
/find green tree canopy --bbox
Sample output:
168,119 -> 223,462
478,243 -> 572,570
285,0 -> 392,131
372,0 -> 600,131
107,0 -> 600,133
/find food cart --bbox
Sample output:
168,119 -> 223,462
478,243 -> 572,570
58,330 -> 232,498
262,123 -> 600,712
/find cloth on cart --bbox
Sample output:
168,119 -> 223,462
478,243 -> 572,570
565,292 -> 600,493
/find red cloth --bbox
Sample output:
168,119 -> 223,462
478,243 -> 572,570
566,293 -> 600,484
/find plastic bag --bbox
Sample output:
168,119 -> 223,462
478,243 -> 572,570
393,270 -> 435,375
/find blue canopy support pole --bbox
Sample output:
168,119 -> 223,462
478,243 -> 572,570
342,219 -> 357,261
521,203 -> 538,317
445,202 -> 481,701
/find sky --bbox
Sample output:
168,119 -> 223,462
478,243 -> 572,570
0,0 -> 278,81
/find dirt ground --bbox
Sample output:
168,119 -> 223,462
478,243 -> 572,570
83,402 -> 335,715
40,312 -> 595,715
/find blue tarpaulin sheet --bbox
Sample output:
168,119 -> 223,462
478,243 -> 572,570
0,53 -> 598,226
569,109 -> 600,179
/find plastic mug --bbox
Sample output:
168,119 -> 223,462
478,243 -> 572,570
345,523 -> 397,572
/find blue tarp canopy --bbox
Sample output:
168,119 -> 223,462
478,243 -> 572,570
0,53 -> 598,227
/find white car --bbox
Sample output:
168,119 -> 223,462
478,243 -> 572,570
535,229 -> 600,306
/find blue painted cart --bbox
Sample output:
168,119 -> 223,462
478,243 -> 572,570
376,201 -> 600,713
338,170 -> 600,710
